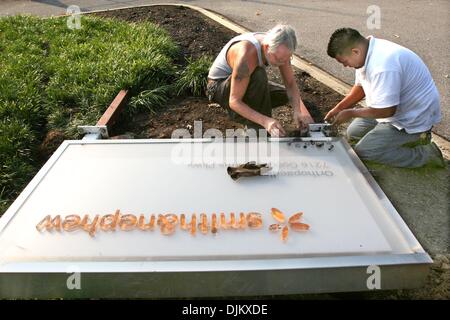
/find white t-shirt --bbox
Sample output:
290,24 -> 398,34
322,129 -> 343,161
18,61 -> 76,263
355,36 -> 441,133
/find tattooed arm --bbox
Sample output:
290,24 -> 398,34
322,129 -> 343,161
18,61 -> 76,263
228,42 -> 285,136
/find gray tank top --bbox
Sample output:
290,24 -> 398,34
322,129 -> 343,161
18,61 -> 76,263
208,32 -> 266,80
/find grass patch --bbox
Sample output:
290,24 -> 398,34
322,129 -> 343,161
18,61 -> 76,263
128,84 -> 172,114
175,55 -> 213,96
0,15 -> 184,215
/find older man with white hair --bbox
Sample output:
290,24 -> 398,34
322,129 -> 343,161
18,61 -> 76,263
207,24 -> 313,136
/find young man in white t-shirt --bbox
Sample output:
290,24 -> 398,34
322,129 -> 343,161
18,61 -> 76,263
324,28 -> 444,168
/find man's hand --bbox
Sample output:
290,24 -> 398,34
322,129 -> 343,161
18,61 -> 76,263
324,105 -> 342,123
264,118 -> 286,137
331,109 -> 355,125
294,111 -> 314,130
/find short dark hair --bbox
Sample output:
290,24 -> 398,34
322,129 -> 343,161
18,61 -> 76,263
327,28 -> 366,58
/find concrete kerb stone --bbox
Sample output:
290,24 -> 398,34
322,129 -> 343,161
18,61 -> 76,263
61,3 -> 449,154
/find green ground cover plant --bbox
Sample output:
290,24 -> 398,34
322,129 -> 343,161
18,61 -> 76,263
0,15 -> 212,215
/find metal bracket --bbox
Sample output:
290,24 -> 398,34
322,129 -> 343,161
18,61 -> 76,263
77,125 -> 109,139
308,123 -> 335,138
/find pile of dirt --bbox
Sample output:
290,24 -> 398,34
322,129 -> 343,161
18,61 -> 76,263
94,6 -> 343,138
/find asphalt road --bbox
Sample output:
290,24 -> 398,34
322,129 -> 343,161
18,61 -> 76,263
1,0 -> 449,139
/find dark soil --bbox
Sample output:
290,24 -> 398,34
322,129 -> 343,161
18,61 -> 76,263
93,5 -> 344,138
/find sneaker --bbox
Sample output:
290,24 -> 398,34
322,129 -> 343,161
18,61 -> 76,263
428,142 -> 446,168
